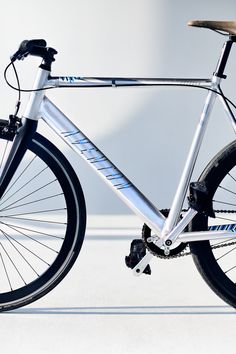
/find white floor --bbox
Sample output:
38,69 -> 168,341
1,215 -> 236,354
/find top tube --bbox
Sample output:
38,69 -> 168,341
47,76 -> 212,89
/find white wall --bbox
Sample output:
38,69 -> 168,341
0,0 -> 236,214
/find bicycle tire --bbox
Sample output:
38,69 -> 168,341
0,132 -> 86,311
189,139 -> 236,308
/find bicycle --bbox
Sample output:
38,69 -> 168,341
1,20 -> 236,311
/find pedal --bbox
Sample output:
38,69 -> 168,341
125,239 -> 151,275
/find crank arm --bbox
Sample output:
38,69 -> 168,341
132,252 -> 153,277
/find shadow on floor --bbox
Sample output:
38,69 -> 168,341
8,305 -> 236,315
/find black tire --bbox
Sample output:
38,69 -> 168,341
0,133 -> 86,311
189,140 -> 236,308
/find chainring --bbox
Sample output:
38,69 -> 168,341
142,223 -> 188,258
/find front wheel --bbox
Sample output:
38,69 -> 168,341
189,140 -> 236,308
0,133 -> 86,311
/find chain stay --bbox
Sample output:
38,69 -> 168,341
142,209 -> 236,260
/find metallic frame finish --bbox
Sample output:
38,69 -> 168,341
48,76 -> 212,89
21,71 -> 236,244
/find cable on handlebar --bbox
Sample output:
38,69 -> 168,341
4,39 -> 56,115
3,54 -> 236,117
4,61 -> 54,116
4,61 -> 22,115
4,61 -> 55,93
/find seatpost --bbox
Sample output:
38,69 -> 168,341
214,36 -> 236,79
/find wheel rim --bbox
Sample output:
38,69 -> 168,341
0,137 -> 79,306
208,164 -> 236,283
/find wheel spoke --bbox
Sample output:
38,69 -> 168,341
0,239 -> 26,285
0,229 -> 50,266
189,142 -> 236,307
0,179 -> 57,212
0,221 -> 60,253
228,172 -> 236,183
0,207 -> 66,218
1,230 -> 40,276
0,193 -> 64,212
0,221 -> 64,240
218,185 -> 236,196
0,155 -> 37,204
225,265 -> 236,275
216,245 -> 236,261
0,133 -> 84,311
213,199 -> 236,207
2,216 -> 67,225
0,251 -> 13,291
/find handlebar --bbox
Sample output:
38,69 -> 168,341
11,39 -> 57,70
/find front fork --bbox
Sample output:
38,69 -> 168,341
0,117 -> 37,198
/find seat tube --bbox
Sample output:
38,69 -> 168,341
162,39 -> 236,238
162,76 -> 220,237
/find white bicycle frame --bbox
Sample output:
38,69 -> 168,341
20,49 -> 236,275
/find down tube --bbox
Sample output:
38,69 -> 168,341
40,97 -> 165,235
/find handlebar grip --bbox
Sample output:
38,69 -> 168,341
11,39 -> 47,61
20,39 -> 47,51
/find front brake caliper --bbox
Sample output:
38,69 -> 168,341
0,115 -> 22,141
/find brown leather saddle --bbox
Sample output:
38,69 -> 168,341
188,20 -> 236,35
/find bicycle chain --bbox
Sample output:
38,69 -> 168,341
142,208 -> 236,260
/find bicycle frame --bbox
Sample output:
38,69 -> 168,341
37,74 -> 235,242
11,37 -> 236,258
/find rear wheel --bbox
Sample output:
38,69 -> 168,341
0,133 -> 86,311
189,140 -> 236,307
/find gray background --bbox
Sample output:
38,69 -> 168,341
0,0 -> 236,214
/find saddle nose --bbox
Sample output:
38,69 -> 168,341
188,20 -> 236,36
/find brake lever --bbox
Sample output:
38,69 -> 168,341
10,50 -> 27,62
10,39 -> 47,62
